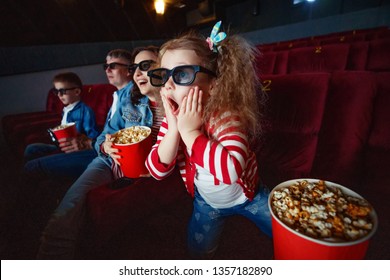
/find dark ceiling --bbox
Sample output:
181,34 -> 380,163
1,0 -> 246,47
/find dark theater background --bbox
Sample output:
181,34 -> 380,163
1,0 -> 390,260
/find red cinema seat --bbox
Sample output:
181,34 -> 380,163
366,39 -> 390,71
319,34 -> 365,45
287,44 -> 350,73
80,84 -> 115,131
361,72 -> 390,196
311,71 -> 377,188
256,73 -> 331,187
273,51 -> 289,74
256,51 -> 276,75
257,43 -> 274,53
273,40 -> 308,51
347,41 -> 369,71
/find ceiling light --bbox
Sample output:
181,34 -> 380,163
155,0 -> 165,15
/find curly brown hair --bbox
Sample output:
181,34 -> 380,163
159,28 -> 264,140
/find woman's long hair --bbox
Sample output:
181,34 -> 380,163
130,46 -> 160,105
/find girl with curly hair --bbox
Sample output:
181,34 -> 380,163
146,22 -> 272,258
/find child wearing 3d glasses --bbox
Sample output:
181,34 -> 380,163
146,22 -> 272,259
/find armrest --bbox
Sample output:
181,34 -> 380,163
2,112 -> 60,136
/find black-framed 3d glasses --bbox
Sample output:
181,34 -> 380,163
147,65 -> 216,87
52,87 -> 79,96
129,60 -> 155,72
103,62 -> 131,71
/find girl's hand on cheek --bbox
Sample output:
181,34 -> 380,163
178,87 -> 203,137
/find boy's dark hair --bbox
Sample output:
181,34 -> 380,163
53,72 -> 83,88
130,46 -> 159,105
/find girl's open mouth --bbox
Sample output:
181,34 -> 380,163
167,97 -> 180,115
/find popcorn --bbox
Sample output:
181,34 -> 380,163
271,180 -> 374,242
112,126 -> 150,144
52,124 -> 72,130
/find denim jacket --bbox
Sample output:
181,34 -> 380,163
94,82 -> 153,162
66,101 -> 99,140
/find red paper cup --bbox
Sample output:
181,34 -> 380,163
268,179 -> 378,260
112,126 -> 152,178
51,122 -> 77,140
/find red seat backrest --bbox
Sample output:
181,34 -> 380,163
273,51 -> 288,74
81,84 -> 116,130
361,72 -> 390,195
366,39 -> 390,71
257,73 -> 331,187
46,88 -> 64,114
256,52 -> 276,75
311,71 -> 377,188
257,44 -> 274,53
273,40 -> 308,51
347,41 -> 369,71
287,44 -> 350,73
319,34 -> 365,45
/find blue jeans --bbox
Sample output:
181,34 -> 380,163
36,156 -> 114,259
24,148 -> 97,181
24,143 -> 59,161
187,186 -> 273,258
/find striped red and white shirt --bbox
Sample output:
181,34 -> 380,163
146,111 -> 259,202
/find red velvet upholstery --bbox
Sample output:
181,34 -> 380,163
319,34 -> 365,45
366,39 -> 390,71
273,40 -> 308,51
364,27 -> 390,40
7,117 -> 62,155
46,88 -> 65,114
80,84 -> 115,130
2,112 -> 60,146
86,168 -> 187,245
273,51 -> 289,74
311,71 -> 377,187
307,38 -> 321,46
361,72 -> 390,195
256,73 -> 331,187
371,28 -> 390,39
256,52 -> 276,75
347,41 -> 369,70
287,44 -> 350,73
257,44 -> 274,53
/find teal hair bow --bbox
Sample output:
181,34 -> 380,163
206,21 -> 227,53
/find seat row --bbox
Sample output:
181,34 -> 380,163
257,70 -> 389,193
83,70 -> 390,258
259,26 -> 390,52
256,38 -> 390,74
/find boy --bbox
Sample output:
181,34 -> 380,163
23,72 -> 99,180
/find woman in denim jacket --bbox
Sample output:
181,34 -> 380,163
37,47 -> 161,259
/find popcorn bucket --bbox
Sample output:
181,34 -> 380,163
50,122 -> 77,140
112,126 -> 152,178
268,179 -> 378,260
